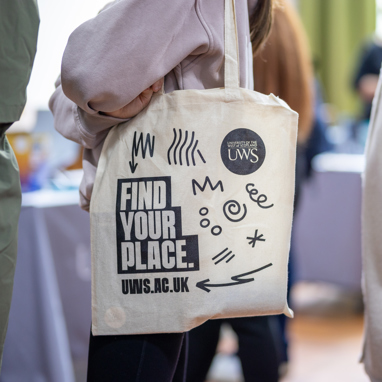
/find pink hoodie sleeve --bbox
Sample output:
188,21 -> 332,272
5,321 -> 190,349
61,0 -> 208,136
49,76 -> 127,149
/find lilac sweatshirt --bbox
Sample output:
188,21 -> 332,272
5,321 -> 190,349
49,0 -> 257,211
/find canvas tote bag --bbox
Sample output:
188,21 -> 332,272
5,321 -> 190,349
90,0 -> 297,336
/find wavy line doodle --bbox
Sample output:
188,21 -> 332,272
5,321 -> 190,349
212,248 -> 236,265
129,132 -> 155,173
223,200 -> 247,222
179,130 -> 188,165
167,129 -> 206,166
167,129 -> 177,165
185,131 -> 195,166
173,129 -> 182,165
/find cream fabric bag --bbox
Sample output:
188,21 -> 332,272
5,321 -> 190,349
90,0 -> 297,336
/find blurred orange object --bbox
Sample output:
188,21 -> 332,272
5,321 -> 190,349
7,132 -> 51,191
7,133 -> 33,187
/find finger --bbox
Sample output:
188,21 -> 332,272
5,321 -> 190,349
138,87 -> 154,107
152,78 -> 164,92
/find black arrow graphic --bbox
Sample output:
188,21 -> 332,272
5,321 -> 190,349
196,263 -> 273,293
129,156 -> 138,173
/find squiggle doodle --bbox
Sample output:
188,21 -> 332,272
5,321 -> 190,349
129,132 -> 155,174
198,207 -> 222,236
223,200 -> 247,222
212,248 -> 236,265
245,183 -> 274,209
167,129 -> 206,166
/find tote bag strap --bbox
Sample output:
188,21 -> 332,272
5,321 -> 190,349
224,0 -> 240,89
159,0 -> 240,94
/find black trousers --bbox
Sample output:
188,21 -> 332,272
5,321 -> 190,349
186,316 -> 279,382
87,331 -> 188,382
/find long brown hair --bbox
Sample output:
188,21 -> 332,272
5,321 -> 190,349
252,0 -> 314,143
249,0 -> 274,55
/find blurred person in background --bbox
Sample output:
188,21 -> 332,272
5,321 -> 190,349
353,38 -> 382,121
0,0 -> 39,373
49,0 -> 274,380
253,0 -> 316,370
353,18 -> 382,123
187,0 -> 315,380
361,70 -> 382,382
252,0 -> 313,206
352,32 -> 382,150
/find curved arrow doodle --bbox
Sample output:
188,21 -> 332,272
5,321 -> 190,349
129,132 -> 155,173
196,263 -> 273,292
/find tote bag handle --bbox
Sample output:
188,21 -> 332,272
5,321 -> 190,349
224,0 -> 240,89
159,0 -> 240,94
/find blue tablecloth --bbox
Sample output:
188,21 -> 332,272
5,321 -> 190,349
1,189 -> 91,382
293,154 -> 363,289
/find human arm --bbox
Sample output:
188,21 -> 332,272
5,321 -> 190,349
103,78 -> 164,119
61,0 -> 208,134
49,76 -> 121,148
49,76 -> 164,148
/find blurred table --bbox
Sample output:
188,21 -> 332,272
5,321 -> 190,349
1,189 -> 91,382
293,153 -> 364,290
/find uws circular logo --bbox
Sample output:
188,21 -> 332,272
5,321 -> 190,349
220,128 -> 266,175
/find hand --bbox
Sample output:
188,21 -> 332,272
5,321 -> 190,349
103,78 -> 164,119
358,74 -> 379,103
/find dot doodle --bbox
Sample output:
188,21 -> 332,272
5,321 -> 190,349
211,226 -> 222,236
200,219 -> 210,228
199,207 -> 222,235
199,207 -> 209,216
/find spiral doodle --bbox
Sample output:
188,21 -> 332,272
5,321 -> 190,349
223,200 -> 247,222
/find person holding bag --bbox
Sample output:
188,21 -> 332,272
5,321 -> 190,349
49,0 -> 284,380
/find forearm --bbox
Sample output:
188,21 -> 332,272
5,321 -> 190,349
49,80 -> 129,149
61,0 -> 206,119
